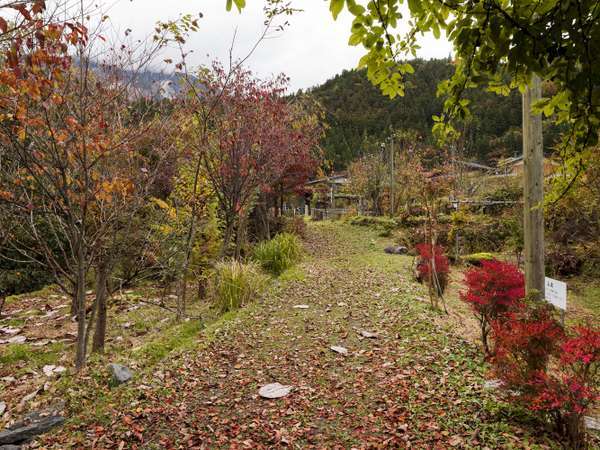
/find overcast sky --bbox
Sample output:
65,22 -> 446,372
100,0 -> 453,92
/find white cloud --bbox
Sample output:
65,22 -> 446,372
99,0 -> 452,91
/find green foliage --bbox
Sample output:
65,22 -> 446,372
309,62 -> 560,169
0,216 -> 64,297
149,162 -> 221,289
461,253 -> 496,266
252,233 -> 302,276
449,211 -> 513,254
207,260 -> 268,313
545,156 -> 600,277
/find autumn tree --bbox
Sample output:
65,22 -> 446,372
256,94 -> 323,237
184,64 -> 321,258
347,151 -> 387,215
0,16 -> 176,367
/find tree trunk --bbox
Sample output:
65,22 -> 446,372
234,216 -> 245,260
257,198 -> 270,241
221,216 -> 235,257
92,260 -> 109,353
70,287 -> 78,316
177,216 -> 197,322
75,243 -> 87,370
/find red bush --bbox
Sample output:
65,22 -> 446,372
490,301 -> 599,448
560,326 -> 600,367
415,243 -> 449,297
524,327 -> 600,448
492,300 -> 564,382
415,243 -> 449,276
460,260 -> 524,353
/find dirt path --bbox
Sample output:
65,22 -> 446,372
45,222 -> 565,449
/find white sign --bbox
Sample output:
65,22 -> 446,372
545,277 -> 567,310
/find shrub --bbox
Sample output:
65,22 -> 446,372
461,252 -> 496,266
414,243 -> 450,296
207,260 -> 268,313
281,216 -> 307,238
252,233 -> 302,276
492,298 -> 564,380
491,306 -> 599,448
460,260 -> 524,354
448,211 -> 513,254
347,215 -> 398,230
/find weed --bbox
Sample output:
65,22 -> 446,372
253,233 -> 302,276
207,260 -> 268,313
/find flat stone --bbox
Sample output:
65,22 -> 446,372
108,363 -> 133,384
384,246 -> 408,255
0,336 -> 26,345
293,305 -> 309,309
359,330 -> 378,339
0,327 -> 21,335
585,416 -> 600,431
0,445 -> 22,449
0,402 -> 5,416
0,415 -> 64,445
330,345 -> 348,356
42,365 -> 66,378
258,383 -> 292,399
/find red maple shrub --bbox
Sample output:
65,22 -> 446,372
490,299 -> 599,448
460,260 -> 525,354
415,243 -> 449,296
492,299 -> 564,382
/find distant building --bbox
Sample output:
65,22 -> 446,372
497,155 -> 559,177
303,173 -> 360,219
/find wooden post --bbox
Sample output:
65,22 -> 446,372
522,74 -> 545,297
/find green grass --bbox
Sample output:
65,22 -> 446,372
0,343 -> 31,365
252,232 -> 302,275
133,319 -> 203,365
0,341 -> 66,368
570,281 -> 600,317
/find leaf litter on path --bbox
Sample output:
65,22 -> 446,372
38,222 -> 585,449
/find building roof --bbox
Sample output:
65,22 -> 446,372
305,173 -> 349,186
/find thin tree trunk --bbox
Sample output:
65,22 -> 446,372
176,273 -> 188,321
257,196 -> 270,241
177,216 -> 198,321
70,286 -> 78,316
234,216 -> 245,260
75,242 -> 87,370
221,216 -> 235,258
92,260 -> 109,353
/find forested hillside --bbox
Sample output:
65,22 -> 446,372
308,59 -> 560,169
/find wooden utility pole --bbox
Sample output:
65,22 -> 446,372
522,74 -> 545,297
